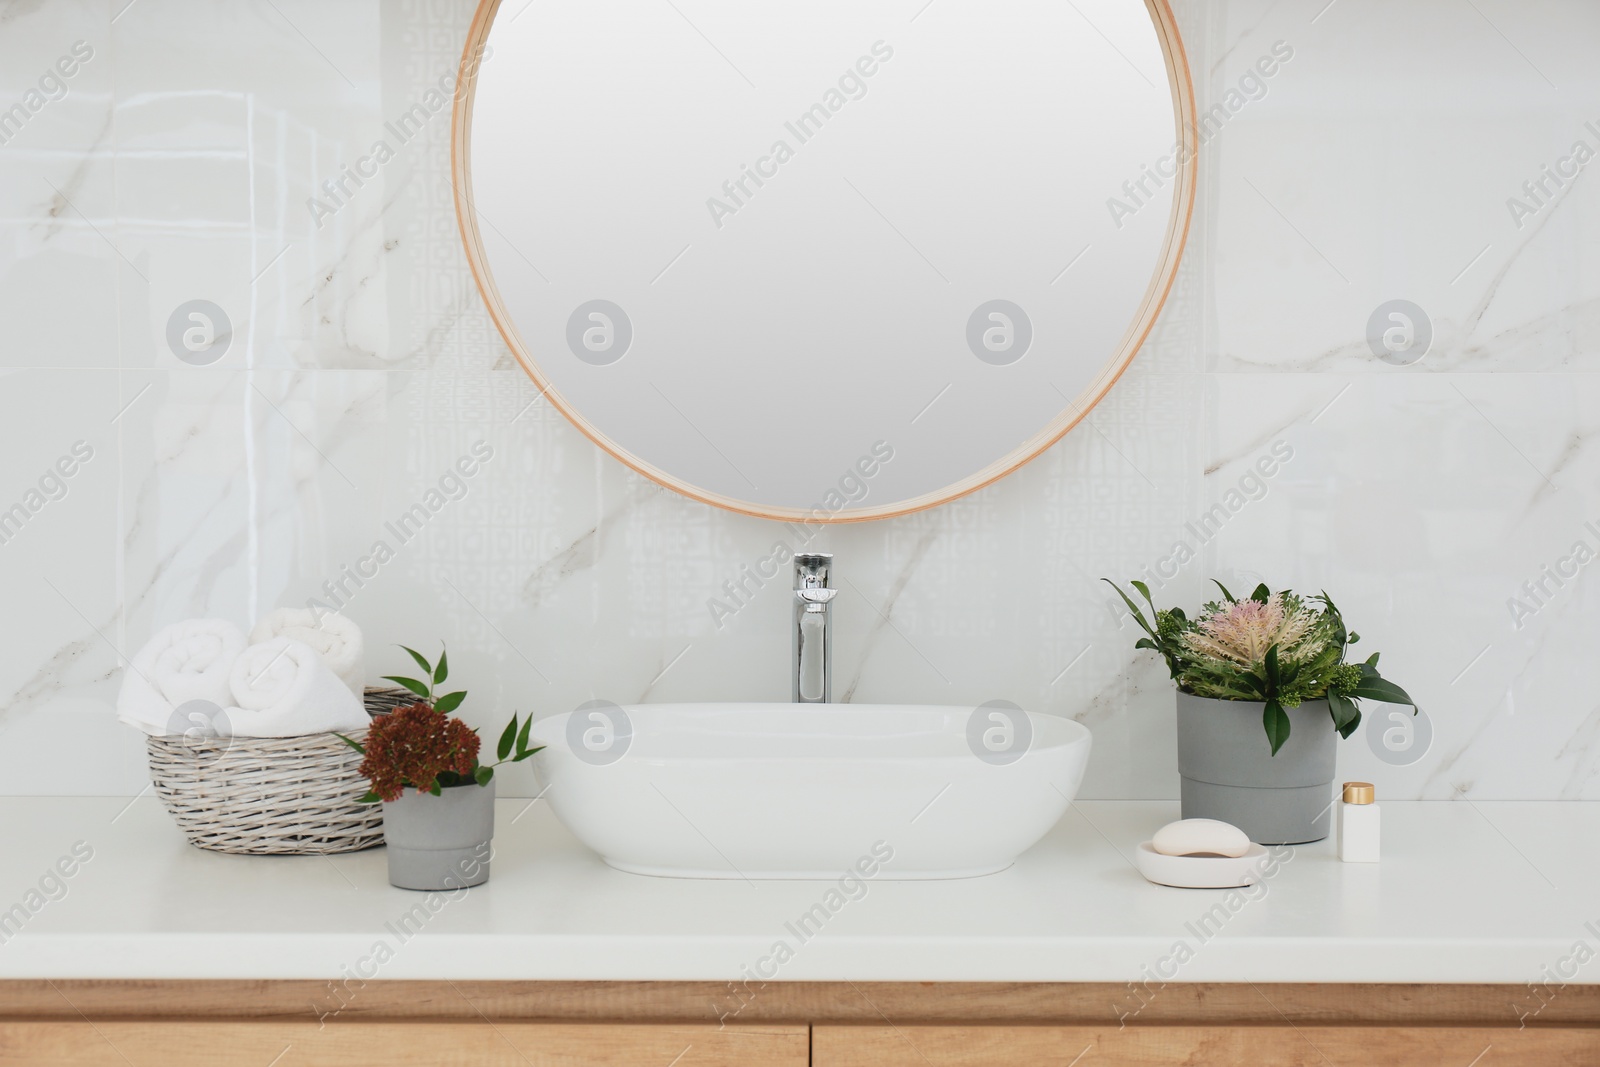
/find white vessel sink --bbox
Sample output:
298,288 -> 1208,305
529,703 -> 1091,879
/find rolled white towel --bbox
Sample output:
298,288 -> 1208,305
223,638 -> 371,737
117,620 -> 246,736
249,608 -> 364,695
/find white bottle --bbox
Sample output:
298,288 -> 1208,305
1337,781 -> 1379,862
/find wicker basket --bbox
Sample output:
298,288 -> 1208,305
146,687 -> 414,856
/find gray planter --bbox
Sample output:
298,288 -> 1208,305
381,778 -> 495,891
1175,692 -> 1335,845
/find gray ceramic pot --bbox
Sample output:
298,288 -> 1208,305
381,778 -> 495,891
1175,692 -> 1335,845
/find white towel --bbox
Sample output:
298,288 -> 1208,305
222,638 -> 371,737
116,620 -> 246,736
249,608 -> 365,695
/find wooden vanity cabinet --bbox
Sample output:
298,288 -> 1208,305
0,1020 -> 807,1066
812,1023 -> 1600,1066
2,981 -> 1595,1066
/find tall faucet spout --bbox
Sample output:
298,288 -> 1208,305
792,554 -> 834,703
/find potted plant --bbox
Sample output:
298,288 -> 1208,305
1104,579 -> 1418,845
338,645 -> 542,890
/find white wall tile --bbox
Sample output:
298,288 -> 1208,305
0,0 -> 1595,801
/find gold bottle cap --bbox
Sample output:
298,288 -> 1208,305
1342,782 -> 1375,805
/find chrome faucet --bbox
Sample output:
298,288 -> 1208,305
792,553 -> 836,703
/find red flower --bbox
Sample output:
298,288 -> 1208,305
358,703 -> 481,802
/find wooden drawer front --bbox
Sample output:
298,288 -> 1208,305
0,1021 -> 809,1067
812,1024 -> 1600,1067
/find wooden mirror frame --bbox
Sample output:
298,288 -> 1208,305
451,0 -> 1197,523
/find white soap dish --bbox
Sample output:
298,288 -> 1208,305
1134,841 -> 1269,889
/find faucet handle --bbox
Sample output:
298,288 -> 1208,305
796,587 -> 838,605
794,553 -> 832,590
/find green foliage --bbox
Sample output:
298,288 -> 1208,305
1104,579 -> 1418,756
1101,579 -> 1190,681
425,709 -> 542,792
350,643 -> 545,799
386,644 -> 468,716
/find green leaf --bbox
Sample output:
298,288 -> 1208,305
434,646 -> 449,685
1101,579 -> 1158,640
358,790 -> 380,804
433,690 -> 467,714
1348,631 -> 1361,644
1262,700 -> 1291,756
497,715 -> 517,761
1364,651 -> 1380,668
1130,580 -> 1161,619
1347,675 -> 1416,707
428,780 -> 442,797
511,745 -> 545,762
1134,637 -> 1159,651
1212,580 -> 1236,603
1335,705 -> 1362,740
399,645 -> 434,678
515,713 -> 533,756
475,765 -> 494,786
333,732 -> 366,754
1263,644 -> 1281,689
383,675 -> 431,698
1318,591 -> 1348,648
1327,691 -> 1358,732
1250,583 -> 1271,604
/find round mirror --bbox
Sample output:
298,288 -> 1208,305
454,0 -> 1195,521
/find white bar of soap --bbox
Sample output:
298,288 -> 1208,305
1151,818 -> 1250,858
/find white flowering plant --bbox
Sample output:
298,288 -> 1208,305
1104,578 -> 1417,755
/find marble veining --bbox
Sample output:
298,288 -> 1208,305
0,0 -> 1596,798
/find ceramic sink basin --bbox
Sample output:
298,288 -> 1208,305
529,703 -> 1091,879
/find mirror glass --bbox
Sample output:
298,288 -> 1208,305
458,0 -> 1192,520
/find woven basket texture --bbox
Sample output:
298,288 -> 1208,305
146,686 -> 414,855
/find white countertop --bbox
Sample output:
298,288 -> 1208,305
3,796 -> 1596,984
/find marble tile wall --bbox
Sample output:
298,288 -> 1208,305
1,0 -> 1596,799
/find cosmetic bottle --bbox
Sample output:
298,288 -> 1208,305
1337,781 -> 1379,862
